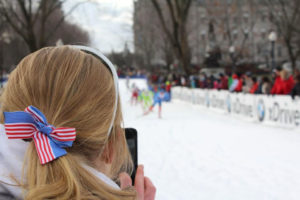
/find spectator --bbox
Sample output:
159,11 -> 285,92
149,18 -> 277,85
194,75 -> 200,88
190,75 -> 196,88
219,73 -> 228,90
280,65 -> 294,94
151,73 -> 158,83
229,74 -> 238,92
198,73 -> 207,88
229,74 -> 242,92
271,66 -> 283,94
227,72 -> 233,89
261,77 -> 272,94
250,77 -> 259,94
213,78 -> 219,89
165,81 -> 171,93
243,71 -> 253,93
0,46 -> 156,200
291,74 -> 300,99
207,75 -> 215,89
173,74 -> 180,86
180,75 -> 186,86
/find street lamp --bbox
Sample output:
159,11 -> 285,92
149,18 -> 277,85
268,31 -> 277,70
229,45 -> 236,72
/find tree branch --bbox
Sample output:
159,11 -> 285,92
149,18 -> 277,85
151,0 -> 174,44
182,0 -> 192,23
44,1 -> 84,44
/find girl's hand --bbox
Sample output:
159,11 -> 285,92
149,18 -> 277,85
119,165 -> 156,200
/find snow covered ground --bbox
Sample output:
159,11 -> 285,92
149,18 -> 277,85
120,78 -> 300,200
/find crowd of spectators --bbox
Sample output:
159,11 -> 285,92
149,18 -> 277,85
118,65 -> 300,98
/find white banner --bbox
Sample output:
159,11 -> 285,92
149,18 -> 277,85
172,87 -> 300,129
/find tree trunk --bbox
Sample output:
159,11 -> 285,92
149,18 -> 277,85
151,0 -> 192,75
178,31 -> 191,75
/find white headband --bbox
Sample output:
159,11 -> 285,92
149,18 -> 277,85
72,45 -> 119,137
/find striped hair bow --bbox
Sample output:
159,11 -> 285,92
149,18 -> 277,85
4,106 -> 76,164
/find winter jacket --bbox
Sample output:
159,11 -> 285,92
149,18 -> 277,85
250,83 -> 259,94
0,124 -> 120,199
282,76 -> 294,95
243,78 -> 252,93
271,76 -> 294,95
228,77 -> 233,89
262,82 -> 271,94
291,83 -> 300,99
166,84 -> 171,92
229,79 -> 238,92
220,77 -> 228,90
235,78 -> 243,92
271,76 -> 283,94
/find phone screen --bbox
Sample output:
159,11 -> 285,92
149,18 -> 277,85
125,128 -> 138,183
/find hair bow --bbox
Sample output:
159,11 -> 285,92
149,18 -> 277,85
4,106 -> 76,164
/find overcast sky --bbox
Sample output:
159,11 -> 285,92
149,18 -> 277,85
63,0 -> 134,53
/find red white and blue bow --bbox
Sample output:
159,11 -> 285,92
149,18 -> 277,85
4,106 -> 76,164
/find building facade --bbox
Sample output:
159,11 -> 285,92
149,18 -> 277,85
133,0 -> 290,70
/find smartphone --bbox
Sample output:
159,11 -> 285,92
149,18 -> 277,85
125,128 -> 138,184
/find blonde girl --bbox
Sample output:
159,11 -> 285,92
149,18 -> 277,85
0,45 -> 156,200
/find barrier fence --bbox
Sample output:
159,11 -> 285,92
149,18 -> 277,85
172,87 -> 300,129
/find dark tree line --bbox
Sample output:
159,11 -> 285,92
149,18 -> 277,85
0,0 -> 90,72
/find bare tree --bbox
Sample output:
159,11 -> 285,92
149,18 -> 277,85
0,0 -> 90,72
264,0 -> 300,70
0,15 -> 28,75
0,0 -> 85,52
151,0 -> 192,75
135,22 -> 157,68
161,35 -> 174,70
134,0 -> 167,70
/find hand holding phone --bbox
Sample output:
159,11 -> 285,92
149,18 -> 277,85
119,165 -> 156,200
125,128 -> 138,183
122,128 -> 156,199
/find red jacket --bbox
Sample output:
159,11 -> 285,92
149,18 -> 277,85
271,76 -> 294,95
282,76 -> 294,94
271,76 -> 283,94
250,83 -> 259,94
220,77 -> 228,89
166,84 -> 171,92
235,78 -> 243,92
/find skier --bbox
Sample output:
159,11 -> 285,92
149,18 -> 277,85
143,90 -> 154,110
144,89 -> 165,118
131,83 -> 139,105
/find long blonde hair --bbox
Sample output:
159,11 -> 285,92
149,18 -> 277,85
0,46 -> 136,200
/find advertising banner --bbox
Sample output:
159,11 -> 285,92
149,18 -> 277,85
172,87 -> 300,129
